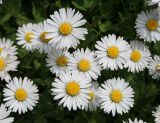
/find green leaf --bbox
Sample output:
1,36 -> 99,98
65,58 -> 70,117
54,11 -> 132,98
32,2 -> 46,22
89,114 -> 106,123
16,14 -> 31,25
99,21 -> 112,32
0,13 -> 12,25
34,115 -> 47,123
71,0 -> 95,11
153,42 -> 160,55
71,1 -> 86,11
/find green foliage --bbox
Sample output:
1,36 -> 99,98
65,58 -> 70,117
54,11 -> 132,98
0,0 -> 159,123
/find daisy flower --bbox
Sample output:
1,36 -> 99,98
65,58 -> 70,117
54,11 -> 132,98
0,38 -> 18,57
3,77 -> 39,114
0,0 -> 2,4
123,118 -> 147,123
0,104 -> 14,123
148,55 -> 160,80
46,8 -> 88,49
98,77 -> 134,116
95,34 -> 131,70
33,21 -> 53,54
51,70 -> 91,111
124,41 -> 151,73
46,49 -> 70,76
0,54 -> 20,82
153,105 -> 160,123
82,82 -> 100,111
68,48 -> 101,80
147,0 -> 160,5
135,9 -> 160,42
16,23 -> 37,51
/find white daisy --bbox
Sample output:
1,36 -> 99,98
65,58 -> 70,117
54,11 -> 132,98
0,0 -> 2,4
148,55 -> 160,80
51,70 -> 91,111
16,23 -> 37,51
0,38 -> 18,57
82,82 -> 100,111
123,118 -> 147,123
0,54 -> 20,82
46,7 -> 88,49
147,0 -> 160,5
3,77 -> 39,114
46,49 -> 70,76
153,105 -> 160,123
135,9 -> 160,42
0,104 -> 14,123
124,41 -> 151,73
98,77 -> 134,116
33,21 -> 53,54
68,48 -> 101,80
95,34 -> 131,70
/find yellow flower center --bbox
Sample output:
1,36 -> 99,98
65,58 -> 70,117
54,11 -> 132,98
107,46 -> 119,58
56,55 -> 68,67
0,58 -> 6,71
78,59 -> 91,72
15,89 -> 28,101
0,47 -> 3,53
25,32 -> 34,43
88,91 -> 95,101
59,23 -> 72,35
66,82 -> 80,96
40,32 -> 51,43
156,64 -> 160,72
110,89 -> 123,103
146,19 -> 158,31
130,50 -> 142,62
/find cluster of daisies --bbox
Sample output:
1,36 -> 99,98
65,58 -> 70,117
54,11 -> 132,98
0,1 -> 160,123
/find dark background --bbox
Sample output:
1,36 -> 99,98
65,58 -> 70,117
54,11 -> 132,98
0,0 -> 160,122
